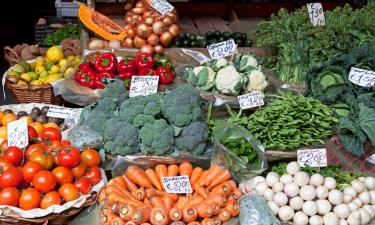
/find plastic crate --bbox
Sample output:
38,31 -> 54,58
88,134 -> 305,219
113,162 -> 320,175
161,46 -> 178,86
34,16 -> 77,46
55,0 -> 80,17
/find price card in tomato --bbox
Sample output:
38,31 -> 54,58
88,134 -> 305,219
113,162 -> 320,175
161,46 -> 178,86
162,176 -> 192,194
307,3 -> 325,26
297,148 -> 327,167
207,39 -> 237,60
151,0 -> 174,15
348,67 -> 375,87
129,76 -> 159,97
237,91 -> 264,109
7,117 -> 28,148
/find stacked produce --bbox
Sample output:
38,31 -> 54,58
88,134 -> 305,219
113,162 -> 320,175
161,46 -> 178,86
6,46 -> 80,86
186,53 -> 267,95
245,161 -> 375,225
69,81 -> 208,156
43,24 -> 81,46
99,163 -> 241,225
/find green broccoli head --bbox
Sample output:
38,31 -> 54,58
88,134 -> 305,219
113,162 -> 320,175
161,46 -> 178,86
119,94 -> 161,124
161,85 -> 203,127
133,114 -> 156,128
99,80 -> 128,99
139,119 -> 174,155
80,110 -> 109,133
174,121 -> 208,154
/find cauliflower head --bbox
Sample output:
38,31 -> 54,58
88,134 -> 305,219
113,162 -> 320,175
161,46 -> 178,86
211,58 -> 228,72
244,69 -> 268,93
236,53 -> 259,72
215,64 -> 243,95
187,66 -> 216,91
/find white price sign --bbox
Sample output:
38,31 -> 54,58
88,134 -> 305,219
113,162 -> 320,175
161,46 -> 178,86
237,91 -> 264,109
129,76 -> 159,97
47,106 -> 82,119
207,39 -> 237,60
162,176 -> 192,194
182,48 -> 210,65
297,148 -> 327,167
307,3 -> 325,26
348,67 -> 375,87
7,117 -> 28,148
151,0 -> 174,15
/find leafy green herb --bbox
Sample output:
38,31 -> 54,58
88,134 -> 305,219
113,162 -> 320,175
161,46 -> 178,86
43,24 -> 81,46
223,137 -> 259,164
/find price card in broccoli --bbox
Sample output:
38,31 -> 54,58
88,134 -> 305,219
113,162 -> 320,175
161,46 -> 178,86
129,76 -> 159,97
237,91 -> 264,109
307,3 -> 325,26
297,148 -> 327,167
207,39 -> 237,59
151,0 -> 174,15
7,117 -> 28,148
162,176 -> 193,194
348,67 -> 375,87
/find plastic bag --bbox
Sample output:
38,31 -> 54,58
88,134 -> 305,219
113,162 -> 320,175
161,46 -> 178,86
212,122 -> 267,182
68,203 -> 101,225
67,125 -> 104,150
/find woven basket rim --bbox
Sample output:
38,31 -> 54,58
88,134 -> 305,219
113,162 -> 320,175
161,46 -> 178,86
6,80 -> 53,91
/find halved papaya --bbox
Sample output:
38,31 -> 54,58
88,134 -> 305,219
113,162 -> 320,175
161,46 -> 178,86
78,4 -> 126,41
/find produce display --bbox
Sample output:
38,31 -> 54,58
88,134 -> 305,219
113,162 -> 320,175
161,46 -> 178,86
99,163 -> 241,225
185,52 -> 267,95
43,24 -> 81,47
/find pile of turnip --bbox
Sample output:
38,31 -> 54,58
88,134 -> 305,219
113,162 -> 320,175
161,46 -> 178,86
247,161 -> 375,225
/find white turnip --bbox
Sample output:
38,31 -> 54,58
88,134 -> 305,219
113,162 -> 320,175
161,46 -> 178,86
317,186 -> 330,199
310,174 -> 325,187
280,174 -> 293,184
317,199 -> 332,215
268,201 -> 279,215
290,196 -> 304,210
255,181 -> 268,196
323,212 -> 339,225
343,194 -> 353,204
286,161 -> 300,175
343,187 -> 357,199
284,182 -> 299,197
274,192 -> 288,207
300,185 -> 316,201
266,172 -> 279,187
310,215 -> 324,225
302,200 -> 318,216
358,191 -> 371,205
333,204 -> 350,219
362,205 -> 375,218
272,182 -> 284,193
278,205 -> 294,221
358,208 -> 371,224
293,211 -> 309,225
364,177 -> 375,190
351,180 -> 365,194
263,188 -> 274,201
324,177 -> 337,190
329,189 -> 343,205
347,211 -> 361,225
347,202 -> 358,212
294,172 -> 310,187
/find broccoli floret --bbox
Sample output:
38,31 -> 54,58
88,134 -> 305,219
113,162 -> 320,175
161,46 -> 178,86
139,119 -> 174,155
100,80 -> 127,99
119,94 -> 161,124
161,85 -> 202,127
174,121 -> 208,154
133,114 -> 155,128
80,110 -> 108,133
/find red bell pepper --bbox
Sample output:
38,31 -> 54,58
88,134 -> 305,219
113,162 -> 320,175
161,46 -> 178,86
87,52 -> 101,66
136,53 -> 155,71
74,63 -> 97,89
94,77 -> 106,89
138,68 -> 156,76
118,71 -> 136,80
118,58 -> 137,73
155,66 -> 174,84
98,71 -> 115,79
94,71 -> 115,89
94,52 -> 117,73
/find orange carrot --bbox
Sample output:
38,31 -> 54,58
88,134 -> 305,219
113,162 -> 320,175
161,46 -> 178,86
190,167 -> 203,186
131,206 -> 152,224
125,221 -> 136,225
186,222 -> 200,225
193,184 -> 208,199
146,188 -> 165,198
119,203 -> 136,221
225,180 -> 237,189
150,195 -> 164,208
107,192 -> 144,207
200,165 -> 223,187
212,204 -> 221,216
207,169 -> 230,189
168,164 -> 179,177
184,195 -> 204,208
132,187 -> 146,201
126,166 -> 153,188
227,202 -> 239,217
112,202 -> 122,215
123,175 -> 138,192
210,182 -> 233,197
179,162 -> 193,177
217,209 -> 230,223
102,206 -> 115,225
145,168 -> 163,190
162,194 -> 175,210
169,207 -> 183,221
175,196 -> 189,210
114,176 -> 128,189
212,217 -> 222,225
170,221 -> 185,225
201,218 -> 215,225
155,164 -> 168,185
231,188 -> 241,201
99,188 -> 107,202
196,203 -> 214,218
196,170 -> 208,187
182,207 -> 198,223
111,216 -> 126,225
150,206 -> 170,225
206,194 -> 227,208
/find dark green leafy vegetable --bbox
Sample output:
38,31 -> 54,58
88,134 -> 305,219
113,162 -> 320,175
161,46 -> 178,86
43,24 -> 81,46
223,137 -> 259,164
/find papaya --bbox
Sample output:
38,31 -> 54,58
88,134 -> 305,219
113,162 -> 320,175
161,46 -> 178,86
78,4 -> 126,41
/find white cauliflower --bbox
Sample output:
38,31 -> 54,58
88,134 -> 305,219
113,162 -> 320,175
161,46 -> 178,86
187,66 -> 216,91
244,69 -> 268,93
211,58 -> 228,71
215,64 -> 243,95
236,53 -> 259,72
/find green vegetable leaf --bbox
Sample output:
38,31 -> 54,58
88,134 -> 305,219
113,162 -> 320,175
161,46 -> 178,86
337,116 -> 366,156
358,103 -> 375,147
197,67 -> 209,87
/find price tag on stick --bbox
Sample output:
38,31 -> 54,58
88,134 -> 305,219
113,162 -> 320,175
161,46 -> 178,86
7,117 -> 28,148
151,0 -> 174,15
297,148 -> 327,167
129,76 -> 159,97
162,176 -> 193,194
207,39 -> 237,60
307,3 -> 325,26
348,67 -> 375,87
237,91 -> 264,110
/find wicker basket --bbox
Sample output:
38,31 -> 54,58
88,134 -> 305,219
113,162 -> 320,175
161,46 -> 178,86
0,192 -> 97,225
5,80 -> 64,105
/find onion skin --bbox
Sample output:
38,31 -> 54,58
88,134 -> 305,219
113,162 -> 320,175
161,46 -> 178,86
152,21 -> 166,35
168,24 -> 180,37
136,23 -> 152,39
154,45 -> 164,54
135,1 -> 145,8
145,17 -> 154,25
160,31 -> 173,46
122,38 -> 134,48
134,36 -> 146,48
162,17 -> 173,27
132,7 -> 145,15
140,44 -> 154,54
147,34 -> 159,46
126,28 -> 136,38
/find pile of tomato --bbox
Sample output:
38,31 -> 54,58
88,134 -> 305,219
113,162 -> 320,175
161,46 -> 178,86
0,126 -> 102,210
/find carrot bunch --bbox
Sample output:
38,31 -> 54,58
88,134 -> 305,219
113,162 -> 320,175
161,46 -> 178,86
99,162 -> 241,225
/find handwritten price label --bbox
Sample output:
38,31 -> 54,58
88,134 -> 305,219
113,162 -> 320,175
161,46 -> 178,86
237,91 -> 264,110
129,76 -> 159,97
182,48 -> 210,65
348,67 -> 375,87
162,176 -> 192,194
207,39 -> 237,60
7,117 -> 28,148
151,0 -> 174,15
297,148 -> 327,167
47,106 -> 82,119
307,3 -> 325,26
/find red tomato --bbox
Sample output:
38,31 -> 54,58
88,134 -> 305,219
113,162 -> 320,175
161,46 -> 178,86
81,149 -> 100,168
32,170 -> 56,193
71,162 -> 87,178
0,187 -> 20,206
41,127 -> 62,142
74,177 -> 92,195
28,126 -> 38,142
22,162 -> 43,183
52,166 -> 73,185
0,140 -> 8,151
58,183 -> 79,202
0,159 -> 13,172
19,188 -> 41,210
45,140 -> 62,151
40,191 -> 61,209
25,143 -> 45,161
3,146 -> 23,166
85,166 -> 101,185
61,140 -> 71,146
57,146 -> 80,168
30,151 -> 54,170
0,167 -> 22,188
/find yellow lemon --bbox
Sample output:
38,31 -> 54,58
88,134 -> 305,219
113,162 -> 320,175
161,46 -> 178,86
50,65 -> 60,73
46,46 -> 64,63
59,59 -> 67,68
35,56 -> 45,64
66,55 -> 75,61
17,80 -> 27,85
35,65 -> 46,74
31,80 -> 43,85
20,73 -> 33,83
64,67 -> 74,77
40,71 -> 49,79
44,74 -> 62,83
28,71 -> 39,80
35,61 -> 44,67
